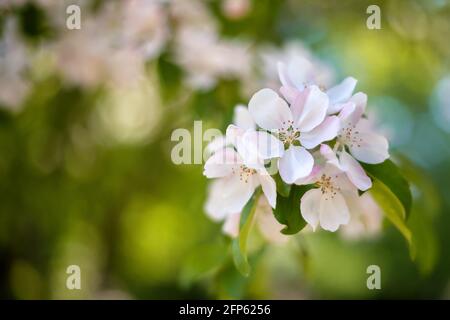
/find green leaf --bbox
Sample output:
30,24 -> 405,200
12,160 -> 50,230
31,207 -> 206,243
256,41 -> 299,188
232,191 -> 260,277
273,184 -> 309,235
275,174 -> 291,198
362,159 -> 412,219
369,178 -> 414,255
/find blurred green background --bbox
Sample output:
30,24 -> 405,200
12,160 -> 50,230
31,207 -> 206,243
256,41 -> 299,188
0,0 -> 449,299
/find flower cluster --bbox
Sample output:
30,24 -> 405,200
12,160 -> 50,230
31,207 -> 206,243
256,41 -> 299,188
204,57 -> 389,235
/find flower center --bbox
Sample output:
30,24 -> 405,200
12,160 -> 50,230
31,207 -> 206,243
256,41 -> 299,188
316,174 -> 340,200
235,165 -> 257,183
338,122 -> 363,148
278,120 -> 300,149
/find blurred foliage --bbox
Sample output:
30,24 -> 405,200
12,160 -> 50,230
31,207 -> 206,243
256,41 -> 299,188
0,0 -> 449,299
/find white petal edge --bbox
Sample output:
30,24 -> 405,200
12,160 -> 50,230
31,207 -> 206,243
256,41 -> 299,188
294,85 -> 328,132
248,88 -> 293,131
339,150 -> 372,191
349,130 -> 389,164
259,173 -> 277,209
203,147 -> 240,178
300,189 -> 322,231
233,104 -> 255,130
300,116 -> 340,149
327,77 -> 357,104
278,146 -> 314,184
319,191 -> 350,232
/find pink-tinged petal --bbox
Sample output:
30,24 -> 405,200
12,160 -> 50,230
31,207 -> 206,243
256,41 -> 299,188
294,85 -> 328,132
278,146 -> 314,184
287,57 -> 313,90
339,150 -> 372,191
300,189 -> 322,231
327,102 -> 347,115
338,101 -> 363,129
235,132 -> 266,170
258,173 -> 277,209
248,88 -> 293,131
206,135 -> 226,154
203,147 -> 241,178
337,102 -> 356,122
349,130 -> 389,164
295,164 -> 322,185
300,116 -> 340,149
326,77 -> 357,104
329,92 -> 364,115
350,92 -> 367,113
241,130 -> 284,160
222,212 -> 240,238
233,104 -> 255,130
333,170 -> 359,196
277,61 -> 292,88
225,124 -> 245,148
320,144 -> 341,169
289,87 -> 308,123
319,191 -> 350,232
279,85 -> 298,104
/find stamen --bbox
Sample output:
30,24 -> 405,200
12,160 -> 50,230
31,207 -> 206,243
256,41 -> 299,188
316,174 -> 340,199
238,164 -> 257,183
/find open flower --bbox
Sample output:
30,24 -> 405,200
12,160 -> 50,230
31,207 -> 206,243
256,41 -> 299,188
298,162 -> 358,232
337,94 -> 390,164
248,86 -> 340,184
203,130 -> 278,219
278,56 -> 357,114
320,144 -> 372,191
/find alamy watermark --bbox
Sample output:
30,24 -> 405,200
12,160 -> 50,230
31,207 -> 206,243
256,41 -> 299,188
66,4 -> 81,30
66,264 -> 81,290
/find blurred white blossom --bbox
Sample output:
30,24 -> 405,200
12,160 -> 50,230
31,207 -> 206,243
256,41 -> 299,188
0,18 -> 30,110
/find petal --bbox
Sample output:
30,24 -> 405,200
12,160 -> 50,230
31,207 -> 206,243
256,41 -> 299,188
338,101 -> 363,129
222,212 -> 241,238
339,150 -> 372,191
241,130 -> 284,160
329,90 -> 365,116
279,85 -> 298,104
332,169 -> 359,196
326,76 -> 357,104
225,124 -> 245,146
248,88 -> 293,131
203,147 -> 240,178
221,174 -> 259,214
349,129 -> 389,164
205,135 -> 226,154
277,61 -> 293,88
204,179 -> 229,221
256,197 -> 288,244
350,92 -> 367,113
287,57 -> 313,90
233,104 -> 255,130
320,144 -> 341,169
278,146 -> 314,184
300,116 -> 340,149
337,101 -> 356,122
293,85 -> 328,132
319,191 -> 350,232
294,164 -> 322,185
258,172 -> 277,209
300,189 -> 322,231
